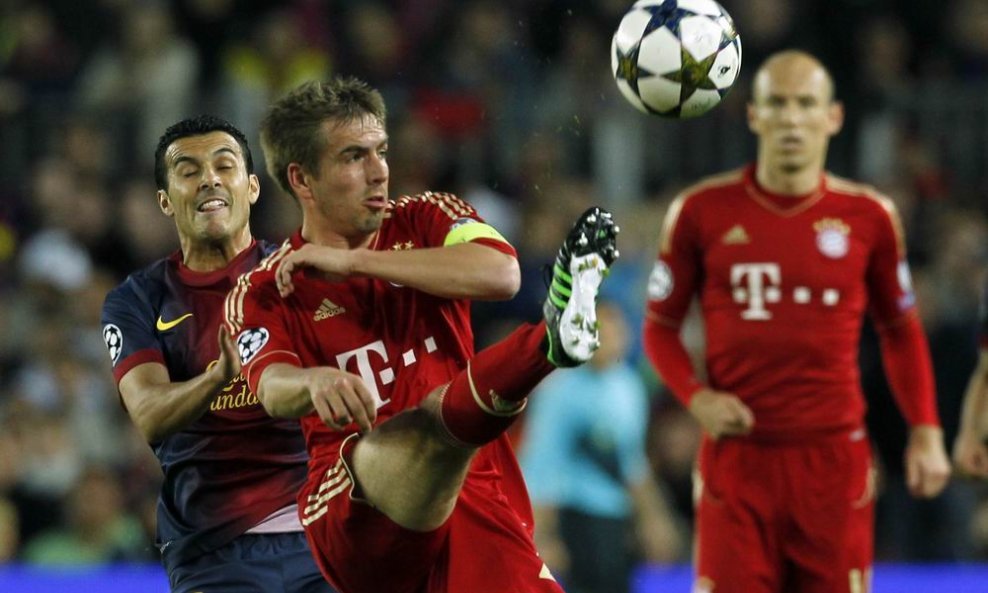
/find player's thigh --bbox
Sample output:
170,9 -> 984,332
788,438 -> 875,593
304,493 -> 448,593
169,532 -> 333,593
303,436 -> 450,593
440,485 -> 566,593
351,399 -> 473,530
693,439 -> 781,593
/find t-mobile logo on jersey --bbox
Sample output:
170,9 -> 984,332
731,263 -> 781,320
731,263 -> 842,320
335,337 -> 439,409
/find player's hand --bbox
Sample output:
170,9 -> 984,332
276,244 -> 356,297
953,429 -> 988,478
688,388 -> 754,440
536,535 -> 570,578
305,368 -> 377,433
212,325 -> 242,384
905,425 -> 951,498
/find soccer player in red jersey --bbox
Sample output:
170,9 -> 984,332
642,50 -> 951,593
101,116 -> 335,593
224,77 -> 618,593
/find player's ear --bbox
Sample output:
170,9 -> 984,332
746,101 -> 760,134
286,163 -> 314,203
158,189 -> 175,217
248,173 -> 261,205
827,100 -> 845,136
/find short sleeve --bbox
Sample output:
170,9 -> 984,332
225,274 -> 302,395
101,279 -> 165,384
398,193 -> 517,257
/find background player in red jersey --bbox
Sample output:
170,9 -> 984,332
642,50 -> 951,593
224,77 -> 618,593
101,116 -> 335,593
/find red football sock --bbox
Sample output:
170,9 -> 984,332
439,321 -> 555,445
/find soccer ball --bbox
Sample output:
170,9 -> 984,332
611,0 -> 741,118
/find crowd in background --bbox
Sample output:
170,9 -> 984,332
2,0 -> 988,567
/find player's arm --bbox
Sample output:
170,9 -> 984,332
227,271 -> 380,433
119,326 -> 240,443
254,363 -> 377,433
953,348 -> 988,477
627,474 -> 683,563
530,504 -> 569,576
276,241 -> 519,301
866,198 -> 950,497
642,195 -> 753,439
520,384 -> 573,575
277,200 -> 519,300
616,392 -> 682,562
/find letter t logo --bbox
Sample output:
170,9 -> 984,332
730,263 -> 781,320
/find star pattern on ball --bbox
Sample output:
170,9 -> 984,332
642,1 -> 694,38
611,0 -> 741,118
614,43 -> 645,86
663,47 -> 719,103
615,1 -> 696,88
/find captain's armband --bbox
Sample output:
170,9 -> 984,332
443,220 -> 507,246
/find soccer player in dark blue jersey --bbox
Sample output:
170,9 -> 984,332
101,116 -> 335,593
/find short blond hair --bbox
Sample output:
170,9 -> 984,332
260,77 -> 387,199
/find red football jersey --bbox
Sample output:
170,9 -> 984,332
645,166 -> 927,438
224,191 -> 534,531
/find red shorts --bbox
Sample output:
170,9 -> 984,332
694,430 -> 875,593
300,434 -> 564,593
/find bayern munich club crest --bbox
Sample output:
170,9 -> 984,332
813,218 -> 850,259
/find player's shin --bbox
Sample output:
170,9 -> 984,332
439,322 -> 555,445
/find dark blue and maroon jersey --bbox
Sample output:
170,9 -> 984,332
100,240 -> 308,571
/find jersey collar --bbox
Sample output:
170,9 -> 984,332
744,164 -> 826,217
172,239 -> 259,287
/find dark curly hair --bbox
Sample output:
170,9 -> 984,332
154,115 -> 254,190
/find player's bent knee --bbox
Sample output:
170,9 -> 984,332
349,408 -> 474,532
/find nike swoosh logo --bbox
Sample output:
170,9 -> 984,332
156,313 -> 193,331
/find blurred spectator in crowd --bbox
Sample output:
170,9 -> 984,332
338,1 -> 410,111
220,7 -> 331,143
0,496 -> 19,563
521,301 -> 683,593
21,465 -> 150,565
0,2 -> 79,185
117,178 -> 181,270
75,1 -> 199,157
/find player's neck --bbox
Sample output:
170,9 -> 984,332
755,163 -> 822,197
180,230 -> 253,272
301,220 -> 375,250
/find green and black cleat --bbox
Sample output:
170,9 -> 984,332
543,207 -> 619,367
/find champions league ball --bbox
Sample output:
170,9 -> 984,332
611,0 -> 741,118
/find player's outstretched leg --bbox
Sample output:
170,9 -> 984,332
436,207 -> 618,447
544,206 -> 619,367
